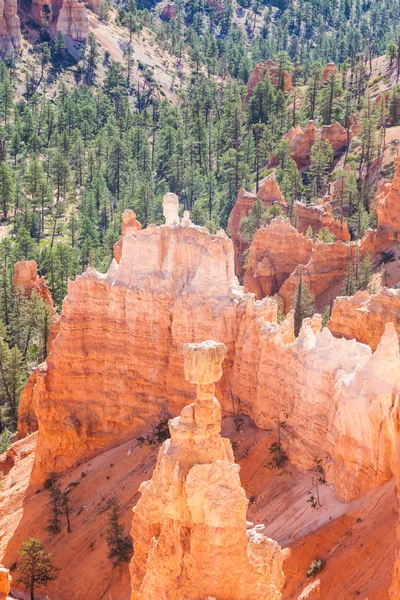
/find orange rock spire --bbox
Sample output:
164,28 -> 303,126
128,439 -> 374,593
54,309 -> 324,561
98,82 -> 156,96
130,340 -> 284,600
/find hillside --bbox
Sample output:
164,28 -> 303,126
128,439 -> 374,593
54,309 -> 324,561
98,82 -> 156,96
0,0 -> 400,598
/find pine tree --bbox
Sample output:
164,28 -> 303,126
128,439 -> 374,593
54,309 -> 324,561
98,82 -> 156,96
17,538 -> 59,600
106,499 -> 132,566
293,271 -> 315,337
239,199 -> 268,244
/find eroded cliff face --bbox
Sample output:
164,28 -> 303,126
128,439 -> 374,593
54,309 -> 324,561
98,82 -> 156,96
292,200 -> 350,242
0,0 -> 20,56
243,217 -> 354,308
13,259 -> 55,312
227,176 -> 287,278
243,218 -> 313,299
375,157 -> 400,231
28,207 -> 242,484
245,58 -> 291,105
328,288 -> 400,350
130,340 -> 284,600
0,565 -> 10,600
31,0 -> 88,41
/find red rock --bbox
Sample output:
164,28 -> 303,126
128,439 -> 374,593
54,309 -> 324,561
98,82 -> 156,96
321,62 -> 338,82
56,0 -> 89,41
0,0 -> 20,55
245,59 -> 292,105
0,565 -> 10,600
375,157 -> 400,231
113,209 -> 142,263
227,175 -> 286,278
320,121 -> 348,154
293,201 -> 350,242
243,218 -> 313,299
328,288 -> 400,350
13,260 -> 55,313
282,121 -> 316,169
278,240 -> 356,312
160,2 -> 176,20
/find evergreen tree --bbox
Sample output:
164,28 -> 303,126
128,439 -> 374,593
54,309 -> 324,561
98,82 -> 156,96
17,538 -> 59,600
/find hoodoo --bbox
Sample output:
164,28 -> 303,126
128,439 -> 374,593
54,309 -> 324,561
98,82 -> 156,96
130,340 -> 284,600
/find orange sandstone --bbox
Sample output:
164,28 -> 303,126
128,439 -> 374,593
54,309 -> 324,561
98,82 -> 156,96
227,176 -> 286,278
292,200 -> 350,242
13,260 -> 55,312
130,340 -> 284,600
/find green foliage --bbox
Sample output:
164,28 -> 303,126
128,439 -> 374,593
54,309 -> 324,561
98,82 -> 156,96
17,538 -> 59,600
293,271 -> 315,337
360,254 -> 373,291
106,499 -> 132,566
316,227 -> 334,243
239,199 -> 268,244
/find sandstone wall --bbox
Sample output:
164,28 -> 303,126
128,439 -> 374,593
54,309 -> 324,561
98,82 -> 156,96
0,0 -> 20,56
227,176 -> 286,279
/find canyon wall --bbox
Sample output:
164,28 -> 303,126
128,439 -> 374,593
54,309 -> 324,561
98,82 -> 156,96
130,340 -> 284,600
31,0 -> 88,41
227,176 -> 286,278
21,197 -> 400,524
0,0 -> 20,56
328,288 -> 400,350
292,200 -> 350,242
13,260 -> 55,312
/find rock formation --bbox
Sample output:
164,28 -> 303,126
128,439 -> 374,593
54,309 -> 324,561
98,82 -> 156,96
375,156 -> 400,232
320,121 -> 348,154
13,260 -> 55,312
26,203 -> 243,484
227,175 -> 286,278
243,218 -> 313,299
292,200 -> 350,242
278,239 -> 355,311
160,2 -> 176,19
321,62 -> 338,81
0,565 -> 10,600
282,121 -> 316,169
0,0 -> 20,56
282,121 -> 350,169
113,209 -> 142,263
245,59 -> 291,105
56,0 -> 89,41
19,193 -> 400,531
30,0 -> 88,41
162,192 -> 180,226
328,288 -> 400,350
130,340 -> 284,600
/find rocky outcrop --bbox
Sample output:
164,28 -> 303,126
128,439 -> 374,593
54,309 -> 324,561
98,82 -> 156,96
27,201 -> 243,484
113,209 -> 142,263
375,157 -> 400,231
321,62 -> 337,81
278,240 -> 355,311
282,121 -> 349,170
227,176 -> 286,278
327,322 -> 400,500
0,0 -> 20,56
0,565 -> 10,600
245,58 -> 291,105
282,121 -> 316,169
31,0 -> 88,41
130,340 -> 284,600
13,260 -> 55,312
56,0 -> 89,41
320,121 -> 348,154
160,2 -> 176,19
244,218 -> 313,299
293,201 -> 350,241
22,193 -> 400,521
328,288 -> 400,350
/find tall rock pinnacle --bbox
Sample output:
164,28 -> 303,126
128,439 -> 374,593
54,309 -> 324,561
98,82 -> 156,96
130,340 -> 284,600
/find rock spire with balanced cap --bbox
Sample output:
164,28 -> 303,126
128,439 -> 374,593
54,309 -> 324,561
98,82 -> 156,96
130,340 -> 284,600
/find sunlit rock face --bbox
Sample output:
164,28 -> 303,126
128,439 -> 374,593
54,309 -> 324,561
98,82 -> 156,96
0,0 -> 20,56
130,340 -> 284,600
13,260 -> 55,312
227,176 -> 287,279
